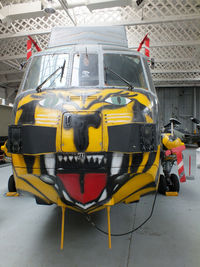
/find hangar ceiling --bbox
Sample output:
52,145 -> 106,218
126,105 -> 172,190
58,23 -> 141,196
0,0 -> 199,104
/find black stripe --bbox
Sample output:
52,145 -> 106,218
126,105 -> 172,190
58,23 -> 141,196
18,176 -> 52,203
143,152 -> 157,173
13,168 -> 52,203
131,153 -> 143,173
121,153 -> 130,172
121,181 -> 156,203
155,165 -> 160,185
23,155 -> 35,174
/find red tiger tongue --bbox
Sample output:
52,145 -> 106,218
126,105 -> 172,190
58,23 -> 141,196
57,173 -> 107,204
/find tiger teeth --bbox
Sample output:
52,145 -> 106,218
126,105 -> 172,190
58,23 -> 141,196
111,152 -> 124,175
44,154 -> 55,176
98,155 -> 104,161
56,154 -> 107,166
58,155 -> 63,162
80,157 -> 85,163
62,191 -> 71,202
87,155 -> 92,161
68,156 -> 73,161
93,156 -> 98,163
98,189 -> 107,202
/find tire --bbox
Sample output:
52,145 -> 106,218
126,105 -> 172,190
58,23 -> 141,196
197,141 -> 200,147
169,173 -> 180,192
158,174 -> 167,195
8,175 -> 16,192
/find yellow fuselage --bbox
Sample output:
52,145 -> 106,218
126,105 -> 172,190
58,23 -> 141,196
10,88 -> 160,213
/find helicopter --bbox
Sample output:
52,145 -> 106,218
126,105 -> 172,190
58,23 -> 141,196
163,117 -> 200,147
2,26 -> 185,249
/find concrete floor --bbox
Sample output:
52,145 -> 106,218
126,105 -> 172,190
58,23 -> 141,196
0,148 -> 199,267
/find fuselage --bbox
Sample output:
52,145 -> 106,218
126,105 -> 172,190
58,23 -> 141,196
8,38 -> 160,213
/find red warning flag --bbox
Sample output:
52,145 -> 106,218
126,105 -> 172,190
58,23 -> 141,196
144,36 -> 150,57
137,34 -> 150,57
171,145 -> 186,183
28,36 -> 41,52
27,39 -> 32,60
27,36 -> 42,60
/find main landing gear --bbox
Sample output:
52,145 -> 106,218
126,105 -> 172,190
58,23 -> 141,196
7,174 -> 19,197
158,156 -> 180,195
8,174 -> 16,192
158,173 -> 180,195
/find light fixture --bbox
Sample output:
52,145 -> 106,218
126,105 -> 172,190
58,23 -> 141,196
44,0 -> 56,14
132,0 -> 146,10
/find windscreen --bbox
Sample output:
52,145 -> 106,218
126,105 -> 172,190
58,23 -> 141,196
104,54 -> 147,89
71,53 -> 99,87
22,54 -> 69,91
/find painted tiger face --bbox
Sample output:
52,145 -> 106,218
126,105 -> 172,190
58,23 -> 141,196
12,88 -> 159,211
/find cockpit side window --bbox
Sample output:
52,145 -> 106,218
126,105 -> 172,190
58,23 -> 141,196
71,53 -> 99,87
22,53 -> 69,91
104,54 -> 148,90
143,58 -> 156,93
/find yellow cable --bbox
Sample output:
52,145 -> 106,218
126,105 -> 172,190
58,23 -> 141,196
107,206 -> 112,249
60,206 -> 66,250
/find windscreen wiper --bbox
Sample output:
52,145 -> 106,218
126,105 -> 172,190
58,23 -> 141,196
104,66 -> 134,90
36,59 -> 66,93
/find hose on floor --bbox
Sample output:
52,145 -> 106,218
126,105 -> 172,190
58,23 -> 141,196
84,190 -> 158,237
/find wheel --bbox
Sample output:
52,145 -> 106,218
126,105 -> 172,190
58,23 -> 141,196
197,141 -> 200,147
158,174 -> 167,195
8,175 -> 16,192
169,173 -> 180,192
35,196 -> 52,205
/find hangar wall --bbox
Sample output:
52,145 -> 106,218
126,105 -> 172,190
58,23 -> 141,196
156,87 -> 200,132
0,105 -> 13,136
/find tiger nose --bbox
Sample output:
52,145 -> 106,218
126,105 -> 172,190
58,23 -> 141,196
63,112 -> 101,152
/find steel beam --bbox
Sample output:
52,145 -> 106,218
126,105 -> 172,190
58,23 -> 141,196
0,54 -> 26,62
0,79 -> 22,84
0,14 -> 199,40
121,14 -> 200,26
129,40 -> 200,49
0,70 -> 23,75
0,29 -> 51,40
152,69 -> 200,74
0,1 -> 44,23
155,83 -> 200,88
153,77 -> 200,82
155,57 -> 199,63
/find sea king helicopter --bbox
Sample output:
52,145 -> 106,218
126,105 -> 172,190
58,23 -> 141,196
2,26 -> 186,249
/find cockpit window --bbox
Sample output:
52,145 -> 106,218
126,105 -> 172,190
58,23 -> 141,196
71,53 -> 99,87
22,54 -> 69,91
104,54 -> 147,89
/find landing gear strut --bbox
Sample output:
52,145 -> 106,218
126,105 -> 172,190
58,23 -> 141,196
158,157 -> 180,195
158,173 -> 180,195
8,174 -> 16,192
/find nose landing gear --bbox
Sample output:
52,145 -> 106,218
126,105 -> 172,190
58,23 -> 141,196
6,174 -> 19,197
158,150 -> 180,195
158,173 -> 180,195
